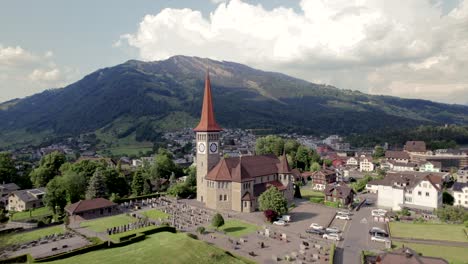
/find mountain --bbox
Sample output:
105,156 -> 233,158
1,55 -> 468,150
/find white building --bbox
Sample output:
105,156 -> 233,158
456,167 -> 468,183
419,161 -> 441,173
373,172 -> 443,211
346,157 -> 358,166
452,182 -> 468,208
358,154 -> 374,172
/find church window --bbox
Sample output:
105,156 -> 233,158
224,195 -> 227,201
219,195 -> 222,201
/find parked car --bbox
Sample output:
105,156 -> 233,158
323,233 -> 342,241
273,220 -> 286,226
369,230 -> 389,237
309,223 -> 324,230
337,210 -> 351,216
371,209 -> 387,217
335,214 -> 351,220
325,227 -> 341,233
369,227 -> 387,234
365,199 -> 373,205
306,229 -> 324,235
371,235 -> 390,243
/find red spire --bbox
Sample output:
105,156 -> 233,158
194,70 -> 222,132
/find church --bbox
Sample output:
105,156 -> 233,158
194,71 -> 294,213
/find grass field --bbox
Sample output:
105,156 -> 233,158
392,242 -> 468,264
141,210 -> 169,220
214,220 -> 260,238
389,222 -> 468,242
44,232 -> 253,264
10,207 -> 53,221
0,225 -> 64,246
80,215 -> 137,233
301,188 -> 325,203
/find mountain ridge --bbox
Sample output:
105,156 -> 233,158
0,55 -> 467,149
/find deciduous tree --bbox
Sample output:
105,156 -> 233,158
258,186 -> 288,215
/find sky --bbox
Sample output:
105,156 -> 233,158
1,0 -> 467,105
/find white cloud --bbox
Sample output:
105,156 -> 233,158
209,0 -> 227,4
0,45 -> 78,103
118,0 -> 468,104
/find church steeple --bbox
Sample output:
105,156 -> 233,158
194,70 -> 222,132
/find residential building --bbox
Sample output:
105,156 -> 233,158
419,161 -> 441,172
358,154 -> 374,172
382,160 -> 417,172
195,72 -> 294,213
366,246 -> 448,264
456,167 -> 468,183
65,198 -> 118,222
324,184 -> 355,206
7,188 -> 46,212
373,172 -> 443,211
309,168 -> 337,190
452,182 -> 468,208
384,151 -> 410,163
404,141 -> 427,154
346,157 -> 358,166
0,183 -> 20,207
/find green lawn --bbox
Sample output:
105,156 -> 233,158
393,242 -> 468,264
80,215 -> 137,233
300,188 -> 324,199
213,220 -> 260,238
44,232 -> 252,264
141,210 -> 169,220
389,222 -> 468,242
0,225 -> 64,246
10,207 -> 52,221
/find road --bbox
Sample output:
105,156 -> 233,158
333,193 -> 387,264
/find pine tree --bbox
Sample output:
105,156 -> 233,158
132,170 -> 145,196
86,169 -> 108,199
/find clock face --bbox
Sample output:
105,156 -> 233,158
209,142 -> 218,153
198,142 -> 206,153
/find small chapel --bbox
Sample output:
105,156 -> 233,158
194,71 -> 294,212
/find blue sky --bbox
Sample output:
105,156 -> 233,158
1,0 -> 467,104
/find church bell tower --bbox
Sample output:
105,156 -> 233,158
194,71 -> 222,203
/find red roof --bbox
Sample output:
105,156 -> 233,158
65,198 -> 116,214
193,71 -> 222,132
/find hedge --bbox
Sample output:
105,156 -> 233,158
0,254 -> 33,264
118,233 -> 137,242
111,233 -> 146,247
141,226 -> 176,235
329,243 -> 335,264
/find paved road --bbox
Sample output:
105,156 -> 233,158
334,193 -> 386,264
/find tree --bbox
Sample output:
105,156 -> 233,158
0,152 -> 17,184
149,148 -> 180,179
167,182 -> 195,198
295,145 -> 311,170
294,184 -> 302,198
131,170 -> 146,196
373,146 -> 385,159
211,213 -> 225,229
169,172 -> 176,186
61,170 -> 87,203
310,162 -> 321,172
44,177 -> 67,216
0,208 -> 9,223
30,151 -> 66,187
435,206 -> 468,223
442,191 -> 454,205
255,135 -> 284,156
197,226 -> 206,235
258,186 -> 288,215
86,169 -> 108,199
102,168 -> 128,197
185,166 -> 197,187
263,209 -> 278,223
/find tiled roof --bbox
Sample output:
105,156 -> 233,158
65,198 -> 116,214
0,183 -> 20,193
385,151 -> 410,160
324,184 -> 353,199
452,182 -> 468,192
253,181 -> 286,197
10,188 -> 45,203
206,155 -> 290,182
372,172 -> 443,191
404,141 -> 427,153
377,246 -> 448,264
241,192 -> 253,201
193,71 -> 222,132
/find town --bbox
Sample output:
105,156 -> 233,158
0,73 -> 467,264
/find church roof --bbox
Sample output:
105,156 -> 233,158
206,155 -> 291,182
194,71 -> 222,132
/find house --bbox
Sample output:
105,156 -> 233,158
457,166 -> 468,183
324,184 -> 355,206
346,157 -> 358,166
358,154 -> 374,172
332,159 -> 345,168
290,169 -> 303,184
374,172 -> 443,211
404,141 -> 427,154
0,183 -> 20,207
366,246 -> 448,264
419,161 -> 442,172
7,188 -> 46,212
385,160 -> 418,172
194,72 -> 294,213
65,198 -> 118,222
452,182 -> 468,208
309,168 -> 337,190
385,151 -> 410,163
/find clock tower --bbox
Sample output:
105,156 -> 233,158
194,71 -> 222,203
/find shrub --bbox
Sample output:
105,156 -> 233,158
211,213 -> 225,229
464,220 -> 468,228
264,209 -> 278,223
196,226 -> 206,235
187,233 -> 198,240
310,197 -> 324,204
